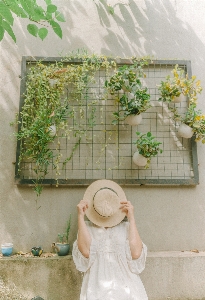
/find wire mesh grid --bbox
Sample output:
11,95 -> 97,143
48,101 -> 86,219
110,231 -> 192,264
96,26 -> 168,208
16,59 -> 198,185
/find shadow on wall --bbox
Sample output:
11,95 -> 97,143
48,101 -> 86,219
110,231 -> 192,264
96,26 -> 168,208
1,0 -> 205,253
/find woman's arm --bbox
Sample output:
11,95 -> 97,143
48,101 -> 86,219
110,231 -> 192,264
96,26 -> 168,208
120,201 -> 143,259
77,200 -> 91,258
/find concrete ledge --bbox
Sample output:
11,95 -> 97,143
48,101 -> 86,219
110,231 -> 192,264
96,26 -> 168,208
0,252 -> 205,300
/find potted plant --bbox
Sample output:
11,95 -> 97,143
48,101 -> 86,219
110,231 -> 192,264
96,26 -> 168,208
52,214 -> 71,256
114,85 -> 151,125
158,64 -> 202,104
171,104 -> 205,141
105,62 -> 151,125
133,131 -> 163,168
1,243 -> 13,256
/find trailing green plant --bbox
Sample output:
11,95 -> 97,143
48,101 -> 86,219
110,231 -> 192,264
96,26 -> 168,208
134,131 -> 163,168
15,52 -> 116,196
158,64 -> 202,103
58,214 -> 72,244
105,61 -> 151,124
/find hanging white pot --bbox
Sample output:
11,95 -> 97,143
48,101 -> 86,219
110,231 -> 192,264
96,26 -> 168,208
133,151 -> 147,167
125,114 -> 142,126
48,79 -> 58,87
172,94 -> 186,103
178,123 -> 194,138
48,125 -> 57,137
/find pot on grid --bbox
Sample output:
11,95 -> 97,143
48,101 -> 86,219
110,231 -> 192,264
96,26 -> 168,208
132,151 -> 147,167
172,94 -> 186,103
48,125 -> 56,137
178,123 -> 194,138
48,79 -> 58,87
125,114 -> 142,126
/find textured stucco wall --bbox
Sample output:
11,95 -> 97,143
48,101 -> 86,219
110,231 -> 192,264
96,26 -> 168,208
1,0 -> 205,256
1,252 -> 205,300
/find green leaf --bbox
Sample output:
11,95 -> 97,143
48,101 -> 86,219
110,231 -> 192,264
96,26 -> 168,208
38,27 -> 48,40
2,20 -> 16,42
108,6 -> 114,14
47,4 -> 57,13
0,2 -> 14,25
19,0 -> 35,14
44,0 -> 52,5
147,132 -> 151,137
0,25 -> 5,41
55,11 -> 65,22
27,24 -> 39,37
49,20 -> 62,38
33,7 -> 46,21
3,0 -> 27,18
45,12 -> 52,20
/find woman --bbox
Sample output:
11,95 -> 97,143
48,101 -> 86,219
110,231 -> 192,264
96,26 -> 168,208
72,179 -> 148,300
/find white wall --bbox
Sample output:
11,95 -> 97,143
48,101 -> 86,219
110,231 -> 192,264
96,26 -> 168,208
1,0 -> 205,253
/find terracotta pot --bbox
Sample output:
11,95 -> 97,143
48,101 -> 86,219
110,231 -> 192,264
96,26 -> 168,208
178,123 -> 193,138
132,151 -> 147,167
125,114 -> 142,126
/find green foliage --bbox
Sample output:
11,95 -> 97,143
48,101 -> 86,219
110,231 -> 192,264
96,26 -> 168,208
158,65 -> 202,103
134,131 -> 162,168
159,65 -> 204,143
0,0 -> 65,42
105,61 -> 151,123
171,103 -> 205,143
58,214 -> 71,243
15,53 -> 115,196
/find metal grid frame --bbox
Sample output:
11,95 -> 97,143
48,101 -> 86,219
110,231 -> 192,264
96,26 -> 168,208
15,57 -> 199,186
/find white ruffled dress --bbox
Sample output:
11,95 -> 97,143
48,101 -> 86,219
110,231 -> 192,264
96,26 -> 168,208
72,221 -> 148,300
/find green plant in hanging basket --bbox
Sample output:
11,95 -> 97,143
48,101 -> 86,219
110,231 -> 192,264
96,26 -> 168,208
105,62 -> 151,124
112,83 -> 151,124
170,103 -> 205,142
158,64 -> 202,103
133,131 -> 163,168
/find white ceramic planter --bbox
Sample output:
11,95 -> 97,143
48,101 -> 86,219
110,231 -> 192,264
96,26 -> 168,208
178,123 -> 194,138
172,94 -> 186,103
125,114 -> 142,126
132,151 -> 147,167
48,125 -> 57,137
49,79 -> 58,87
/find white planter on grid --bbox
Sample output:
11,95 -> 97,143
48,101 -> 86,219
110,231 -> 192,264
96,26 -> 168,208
48,125 -> 57,137
125,114 -> 142,126
132,151 -> 147,167
178,123 -> 194,138
48,79 -> 58,87
172,94 -> 186,103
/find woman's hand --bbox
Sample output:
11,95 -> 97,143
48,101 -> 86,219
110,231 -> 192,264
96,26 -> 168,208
120,200 -> 135,221
77,200 -> 88,217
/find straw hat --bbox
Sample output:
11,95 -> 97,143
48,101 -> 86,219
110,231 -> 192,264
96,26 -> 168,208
83,179 -> 127,227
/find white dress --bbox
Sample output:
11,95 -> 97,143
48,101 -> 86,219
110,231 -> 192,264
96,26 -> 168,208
72,221 -> 148,300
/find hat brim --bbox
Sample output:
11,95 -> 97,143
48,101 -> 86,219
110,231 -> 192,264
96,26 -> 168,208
83,179 -> 126,227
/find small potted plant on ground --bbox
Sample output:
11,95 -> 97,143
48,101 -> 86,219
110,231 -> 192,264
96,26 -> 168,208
171,104 -> 205,141
133,131 -> 163,168
158,64 -> 202,104
52,214 -> 71,256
